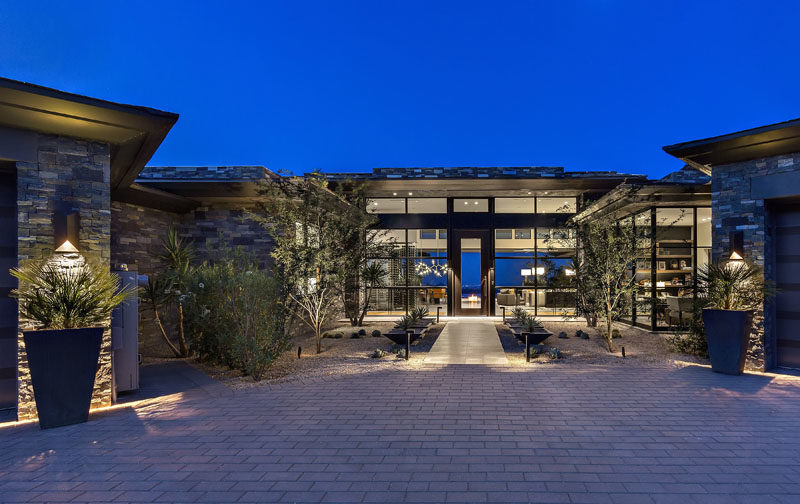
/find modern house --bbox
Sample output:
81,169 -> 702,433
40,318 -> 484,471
0,76 -> 798,421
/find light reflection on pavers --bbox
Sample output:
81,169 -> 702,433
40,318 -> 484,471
2,363 -> 800,503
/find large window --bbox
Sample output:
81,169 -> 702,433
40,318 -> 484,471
408,198 -> 446,214
454,199 -> 488,212
626,207 -> 712,331
495,197 -> 534,213
537,197 -> 577,214
494,226 -> 576,316
367,198 -> 404,214
367,229 -> 448,315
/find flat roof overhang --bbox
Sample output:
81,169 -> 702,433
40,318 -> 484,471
572,182 -> 712,223
663,117 -> 800,169
332,175 -> 648,198
0,77 -> 178,194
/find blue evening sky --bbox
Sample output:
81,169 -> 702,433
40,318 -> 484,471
1,1 -> 799,178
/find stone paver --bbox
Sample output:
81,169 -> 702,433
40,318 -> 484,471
426,319 -> 508,365
2,362 -> 800,503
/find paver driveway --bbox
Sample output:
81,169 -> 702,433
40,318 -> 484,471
2,362 -> 800,503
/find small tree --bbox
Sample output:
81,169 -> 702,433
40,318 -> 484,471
573,219 -> 640,352
251,171 -> 373,352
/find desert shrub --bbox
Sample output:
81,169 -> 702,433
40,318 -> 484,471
351,332 -> 360,339
369,348 -> 386,358
358,328 -> 367,336
666,297 -> 709,358
371,329 -> 381,338
558,331 -> 568,339
183,249 -> 291,380
547,347 -> 563,360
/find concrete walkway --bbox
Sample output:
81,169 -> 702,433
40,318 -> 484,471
425,319 -> 508,365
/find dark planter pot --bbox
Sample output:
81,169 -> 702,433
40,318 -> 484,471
702,309 -> 753,376
519,331 -> 551,345
22,327 -> 104,429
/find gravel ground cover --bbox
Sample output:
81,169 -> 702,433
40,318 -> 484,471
497,320 -> 708,367
193,321 -> 446,388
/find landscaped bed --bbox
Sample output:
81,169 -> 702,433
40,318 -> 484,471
193,321 -> 446,388
497,321 -> 709,367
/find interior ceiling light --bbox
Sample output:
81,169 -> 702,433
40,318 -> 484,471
392,192 -> 397,196
408,192 -> 413,195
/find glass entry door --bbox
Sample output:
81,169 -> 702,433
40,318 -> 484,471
452,230 -> 491,315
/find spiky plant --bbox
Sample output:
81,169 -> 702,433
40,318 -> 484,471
409,305 -> 429,321
698,261 -> 772,311
159,228 -> 194,356
521,312 -> 541,334
11,256 -> 132,330
395,315 -> 415,331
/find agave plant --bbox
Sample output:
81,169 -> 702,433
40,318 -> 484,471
409,306 -> 429,321
697,261 -> 773,311
511,306 -> 528,322
11,256 -> 132,330
521,313 -> 541,334
395,314 -> 415,330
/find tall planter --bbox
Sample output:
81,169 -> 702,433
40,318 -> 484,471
702,309 -> 753,375
22,327 -> 103,429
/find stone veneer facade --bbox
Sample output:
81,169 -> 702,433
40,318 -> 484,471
711,152 -> 800,370
110,200 -> 273,357
16,135 -> 113,421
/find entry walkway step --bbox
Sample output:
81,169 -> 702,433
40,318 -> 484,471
425,319 -> 508,365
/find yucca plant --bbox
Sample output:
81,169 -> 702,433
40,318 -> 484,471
159,228 -> 194,357
697,261 -> 771,311
11,257 -> 132,329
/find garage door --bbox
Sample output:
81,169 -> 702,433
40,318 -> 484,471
0,165 -> 17,409
775,203 -> 800,369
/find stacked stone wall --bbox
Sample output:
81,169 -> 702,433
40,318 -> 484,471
16,135 -> 112,421
712,152 -> 800,370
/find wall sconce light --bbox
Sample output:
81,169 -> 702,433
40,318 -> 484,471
54,211 -> 80,253
729,231 -> 744,261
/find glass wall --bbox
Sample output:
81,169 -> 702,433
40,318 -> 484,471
494,227 -> 577,316
627,207 -> 712,330
367,229 -> 448,315
366,196 -> 578,215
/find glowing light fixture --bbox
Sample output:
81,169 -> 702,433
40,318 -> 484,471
55,239 -> 79,253
520,268 -> 532,276
729,250 -> 743,261
535,266 -> 545,275
408,192 -> 413,196
565,268 -> 576,276
392,192 -> 397,196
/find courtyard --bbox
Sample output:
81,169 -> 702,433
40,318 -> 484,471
2,322 -> 800,503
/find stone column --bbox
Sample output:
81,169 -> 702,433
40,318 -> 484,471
16,135 -> 112,422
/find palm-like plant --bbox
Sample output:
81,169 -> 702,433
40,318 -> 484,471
11,257 -> 132,330
140,275 -> 181,357
159,228 -> 194,356
698,261 -> 771,311
356,261 -> 386,326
